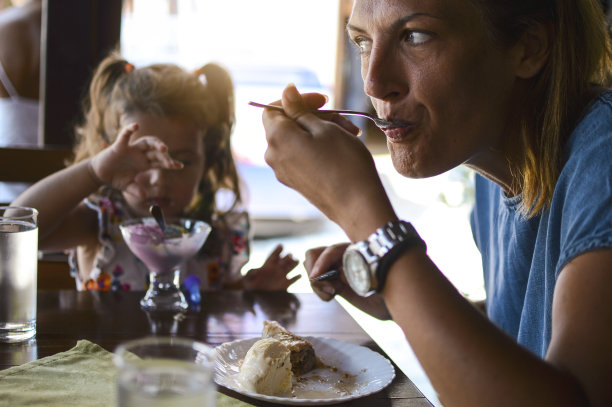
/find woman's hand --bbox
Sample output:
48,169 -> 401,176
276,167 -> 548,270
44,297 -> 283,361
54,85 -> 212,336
242,244 -> 300,291
262,84 -> 397,242
305,243 -> 348,301
305,244 -> 391,320
89,122 -> 183,192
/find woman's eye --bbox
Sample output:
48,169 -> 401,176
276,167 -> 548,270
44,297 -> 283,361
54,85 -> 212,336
352,36 -> 372,54
403,30 -> 432,46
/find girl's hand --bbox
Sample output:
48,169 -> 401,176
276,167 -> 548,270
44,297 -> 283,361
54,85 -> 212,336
262,85 -> 397,242
242,244 -> 300,291
88,122 -> 183,191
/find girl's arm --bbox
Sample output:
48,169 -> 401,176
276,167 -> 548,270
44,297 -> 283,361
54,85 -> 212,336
12,122 -> 182,252
12,159 -> 104,251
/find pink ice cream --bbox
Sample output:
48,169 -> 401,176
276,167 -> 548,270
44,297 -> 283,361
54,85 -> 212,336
120,218 -> 211,274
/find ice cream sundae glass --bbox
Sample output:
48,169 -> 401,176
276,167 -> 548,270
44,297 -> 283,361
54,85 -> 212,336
119,217 -> 211,311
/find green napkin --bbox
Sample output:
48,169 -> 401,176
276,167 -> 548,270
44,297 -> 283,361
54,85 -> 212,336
0,340 -> 251,407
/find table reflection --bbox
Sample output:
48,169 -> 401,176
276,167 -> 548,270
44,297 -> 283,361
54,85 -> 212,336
1,290 -> 430,406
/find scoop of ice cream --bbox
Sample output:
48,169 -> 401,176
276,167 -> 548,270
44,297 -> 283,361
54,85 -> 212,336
126,223 -> 165,245
263,320 -> 316,376
120,219 -> 210,273
237,338 -> 293,396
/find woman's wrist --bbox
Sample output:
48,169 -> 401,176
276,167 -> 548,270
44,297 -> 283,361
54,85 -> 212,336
339,186 -> 397,242
342,206 -> 398,242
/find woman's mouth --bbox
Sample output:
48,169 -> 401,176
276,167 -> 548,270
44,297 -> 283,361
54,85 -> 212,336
382,124 -> 415,141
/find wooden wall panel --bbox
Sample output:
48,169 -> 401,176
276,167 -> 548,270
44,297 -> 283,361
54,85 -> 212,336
40,0 -> 122,146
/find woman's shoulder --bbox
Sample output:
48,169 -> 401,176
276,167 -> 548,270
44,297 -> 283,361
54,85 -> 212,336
558,91 -> 612,206
591,88 -> 612,108
567,90 -> 612,152
581,88 -> 612,120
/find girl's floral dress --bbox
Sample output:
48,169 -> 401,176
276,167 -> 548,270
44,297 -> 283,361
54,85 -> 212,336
69,188 -> 250,291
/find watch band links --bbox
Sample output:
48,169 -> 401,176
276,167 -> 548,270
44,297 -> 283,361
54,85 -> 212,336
376,235 -> 426,293
370,221 -> 426,293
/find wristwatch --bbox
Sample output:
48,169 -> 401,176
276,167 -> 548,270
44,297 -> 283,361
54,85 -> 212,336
342,220 -> 426,297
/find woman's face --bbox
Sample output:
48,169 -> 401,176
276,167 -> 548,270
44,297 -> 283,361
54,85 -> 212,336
121,112 -> 205,218
348,0 -> 521,178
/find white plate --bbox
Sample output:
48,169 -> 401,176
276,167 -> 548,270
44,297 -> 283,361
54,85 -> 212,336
214,336 -> 395,405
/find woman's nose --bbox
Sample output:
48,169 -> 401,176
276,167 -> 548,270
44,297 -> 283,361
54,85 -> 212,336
363,44 -> 406,101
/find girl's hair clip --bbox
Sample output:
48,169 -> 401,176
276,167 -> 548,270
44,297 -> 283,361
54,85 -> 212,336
125,63 -> 135,73
193,67 -> 207,86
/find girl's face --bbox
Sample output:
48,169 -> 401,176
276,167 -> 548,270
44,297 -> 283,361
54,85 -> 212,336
121,112 -> 205,218
348,0 -> 522,179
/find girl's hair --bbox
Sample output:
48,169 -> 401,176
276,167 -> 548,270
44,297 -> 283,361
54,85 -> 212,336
73,51 -> 241,220
470,0 -> 612,217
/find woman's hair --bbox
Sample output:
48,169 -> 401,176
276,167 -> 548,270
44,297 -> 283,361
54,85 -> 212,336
73,51 -> 241,220
470,0 -> 612,217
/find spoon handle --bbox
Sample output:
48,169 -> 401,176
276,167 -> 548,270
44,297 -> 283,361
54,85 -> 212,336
248,101 -> 396,128
149,204 -> 167,232
310,269 -> 340,282
249,101 -> 367,116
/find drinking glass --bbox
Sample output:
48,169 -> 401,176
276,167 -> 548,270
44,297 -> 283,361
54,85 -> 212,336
114,336 -> 216,407
119,217 -> 211,311
0,206 -> 38,342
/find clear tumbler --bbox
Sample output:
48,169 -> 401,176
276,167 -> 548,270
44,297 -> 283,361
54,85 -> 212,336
0,206 -> 38,342
114,336 -> 216,407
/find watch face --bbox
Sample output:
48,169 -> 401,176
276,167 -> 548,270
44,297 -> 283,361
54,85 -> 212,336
343,250 -> 372,296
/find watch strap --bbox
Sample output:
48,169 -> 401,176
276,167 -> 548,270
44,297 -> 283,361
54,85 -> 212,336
370,221 -> 426,293
376,234 -> 426,293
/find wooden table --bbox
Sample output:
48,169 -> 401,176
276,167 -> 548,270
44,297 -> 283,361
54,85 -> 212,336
0,290 -> 432,406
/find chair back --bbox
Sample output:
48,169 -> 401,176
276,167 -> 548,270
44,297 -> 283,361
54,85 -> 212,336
0,146 -> 72,185
0,146 -> 75,289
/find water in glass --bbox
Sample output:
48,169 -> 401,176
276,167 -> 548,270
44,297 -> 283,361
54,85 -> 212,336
117,359 -> 215,407
0,216 -> 38,342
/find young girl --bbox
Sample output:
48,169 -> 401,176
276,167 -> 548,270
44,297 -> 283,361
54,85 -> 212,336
12,52 -> 299,291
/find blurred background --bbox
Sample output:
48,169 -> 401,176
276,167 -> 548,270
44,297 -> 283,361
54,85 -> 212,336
5,2 -> 612,404
0,0 -> 484,300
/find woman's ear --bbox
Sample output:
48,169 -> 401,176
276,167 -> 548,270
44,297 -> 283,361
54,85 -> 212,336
515,22 -> 552,79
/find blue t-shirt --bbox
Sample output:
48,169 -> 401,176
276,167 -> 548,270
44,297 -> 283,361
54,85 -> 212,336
470,91 -> 612,358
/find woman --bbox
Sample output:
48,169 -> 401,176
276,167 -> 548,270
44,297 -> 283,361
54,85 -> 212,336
261,0 -> 612,405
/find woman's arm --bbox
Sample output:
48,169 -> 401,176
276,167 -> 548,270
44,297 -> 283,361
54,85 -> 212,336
262,85 -> 610,406
383,247 -> 600,406
546,249 -> 612,406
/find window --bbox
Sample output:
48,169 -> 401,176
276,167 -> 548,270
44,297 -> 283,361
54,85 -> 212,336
120,0 -> 483,300
121,0 -> 341,164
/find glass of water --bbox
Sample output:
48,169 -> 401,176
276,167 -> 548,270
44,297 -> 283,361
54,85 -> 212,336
0,206 -> 38,343
114,336 -> 216,407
